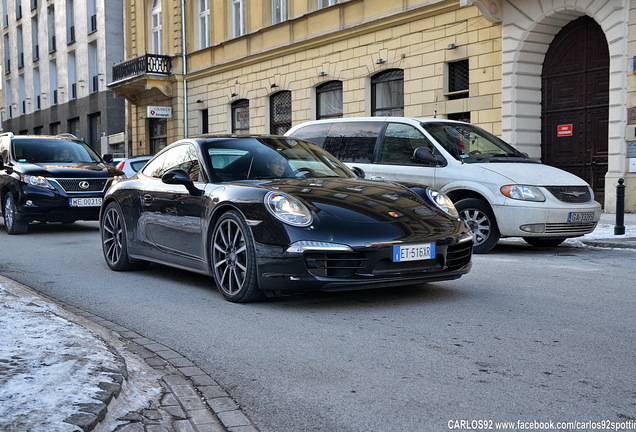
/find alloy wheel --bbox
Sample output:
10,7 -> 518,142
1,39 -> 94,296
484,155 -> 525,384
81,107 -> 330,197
102,206 -> 124,266
213,217 -> 248,296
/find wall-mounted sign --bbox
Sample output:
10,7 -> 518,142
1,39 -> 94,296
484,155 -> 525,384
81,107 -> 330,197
557,124 -> 573,137
627,141 -> 636,158
147,106 -> 172,118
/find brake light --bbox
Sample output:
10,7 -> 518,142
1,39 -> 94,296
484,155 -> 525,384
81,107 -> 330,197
116,161 -> 124,170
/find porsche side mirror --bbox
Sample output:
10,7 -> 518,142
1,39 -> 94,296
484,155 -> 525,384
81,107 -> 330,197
162,168 -> 203,196
102,153 -> 114,163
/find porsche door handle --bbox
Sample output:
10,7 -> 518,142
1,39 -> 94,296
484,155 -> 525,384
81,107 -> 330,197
143,194 -> 153,206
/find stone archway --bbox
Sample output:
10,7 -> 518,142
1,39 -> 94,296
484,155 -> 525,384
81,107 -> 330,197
498,0 -> 629,211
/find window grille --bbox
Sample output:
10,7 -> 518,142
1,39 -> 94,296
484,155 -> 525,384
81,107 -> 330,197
447,60 -> 469,100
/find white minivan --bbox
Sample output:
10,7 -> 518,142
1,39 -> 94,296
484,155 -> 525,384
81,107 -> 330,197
286,117 -> 601,253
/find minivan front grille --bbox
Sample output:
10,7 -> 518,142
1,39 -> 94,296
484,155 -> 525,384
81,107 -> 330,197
545,186 -> 592,203
54,178 -> 108,193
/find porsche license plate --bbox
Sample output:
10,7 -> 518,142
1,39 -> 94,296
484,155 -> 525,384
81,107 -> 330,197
69,197 -> 102,207
393,243 -> 436,262
568,212 -> 594,223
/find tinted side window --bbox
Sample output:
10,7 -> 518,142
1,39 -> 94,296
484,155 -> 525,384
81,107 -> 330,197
142,152 -> 168,178
378,123 -> 435,164
288,123 -> 329,147
163,144 -> 202,181
324,122 -> 383,163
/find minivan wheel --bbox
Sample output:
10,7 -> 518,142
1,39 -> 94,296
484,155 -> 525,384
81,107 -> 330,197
523,237 -> 566,248
3,192 -> 29,235
455,198 -> 500,254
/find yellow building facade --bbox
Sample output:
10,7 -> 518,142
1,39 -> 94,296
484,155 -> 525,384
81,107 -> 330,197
109,0 -> 636,213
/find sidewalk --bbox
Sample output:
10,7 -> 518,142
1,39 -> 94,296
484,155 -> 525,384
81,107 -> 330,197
1,213 -> 634,432
0,279 -> 257,432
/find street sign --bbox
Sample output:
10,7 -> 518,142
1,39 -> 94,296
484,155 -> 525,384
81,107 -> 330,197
147,106 -> 172,118
557,124 -> 573,137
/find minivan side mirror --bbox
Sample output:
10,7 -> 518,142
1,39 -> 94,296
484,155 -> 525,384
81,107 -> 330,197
350,166 -> 366,178
413,147 -> 439,165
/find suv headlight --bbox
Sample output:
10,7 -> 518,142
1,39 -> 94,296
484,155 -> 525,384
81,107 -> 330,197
265,191 -> 313,227
500,185 -> 545,202
21,174 -> 55,190
426,188 -> 459,218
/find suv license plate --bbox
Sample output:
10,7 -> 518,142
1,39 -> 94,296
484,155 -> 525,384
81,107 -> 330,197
393,243 -> 436,262
69,197 -> 102,207
568,212 -> 594,223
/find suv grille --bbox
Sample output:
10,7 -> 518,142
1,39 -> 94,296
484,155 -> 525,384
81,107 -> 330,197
55,178 -> 108,193
545,186 -> 592,203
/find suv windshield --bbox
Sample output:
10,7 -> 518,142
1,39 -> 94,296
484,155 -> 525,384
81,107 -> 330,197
12,138 -> 103,164
421,122 -> 532,163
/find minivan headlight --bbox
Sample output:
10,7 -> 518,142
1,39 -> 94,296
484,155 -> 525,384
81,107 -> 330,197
426,188 -> 459,218
21,174 -> 55,190
265,191 -> 313,227
500,185 -> 545,202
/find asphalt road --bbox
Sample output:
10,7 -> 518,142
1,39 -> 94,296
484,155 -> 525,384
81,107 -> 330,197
1,221 -> 635,432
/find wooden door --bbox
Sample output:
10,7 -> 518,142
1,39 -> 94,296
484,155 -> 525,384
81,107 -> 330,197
541,16 -> 609,203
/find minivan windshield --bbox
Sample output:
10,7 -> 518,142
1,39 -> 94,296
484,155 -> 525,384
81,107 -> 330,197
421,122 -> 533,163
12,138 -> 103,164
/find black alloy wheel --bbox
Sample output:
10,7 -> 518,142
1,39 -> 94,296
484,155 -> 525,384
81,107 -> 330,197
101,201 -> 147,271
211,210 -> 263,303
3,192 -> 29,235
455,197 -> 500,254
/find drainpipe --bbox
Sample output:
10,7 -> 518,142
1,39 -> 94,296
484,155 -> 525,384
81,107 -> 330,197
181,0 -> 188,138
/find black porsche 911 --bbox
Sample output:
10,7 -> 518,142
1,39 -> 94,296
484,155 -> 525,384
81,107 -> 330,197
99,135 -> 473,302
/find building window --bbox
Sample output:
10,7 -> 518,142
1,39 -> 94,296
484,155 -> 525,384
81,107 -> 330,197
88,41 -> 98,92
231,99 -> 249,134
317,0 -> 337,8
447,59 -> 469,100
17,26 -> 24,68
199,0 -> 210,49
448,112 -> 471,123
47,6 -> 56,52
151,0 -> 162,54
272,0 -> 287,25
149,118 -> 168,153
66,0 -> 75,43
50,60 -> 58,104
50,122 -> 60,135
68,51 -> 77,99
270,91 -> 291,135
317,80 -> 343,119
232,0 -> 245,38
87,0 -> 97,32
31,17 -> 39,60
371,69 -> 404,117
201,109 -> 209,134
68,117 -> 80,137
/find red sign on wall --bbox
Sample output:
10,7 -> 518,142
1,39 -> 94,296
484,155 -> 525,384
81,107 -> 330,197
557,124 -> 573,137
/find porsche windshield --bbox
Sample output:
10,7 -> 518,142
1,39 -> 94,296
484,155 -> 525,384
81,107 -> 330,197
206,137 -> 357,181
421,122 -> 534,163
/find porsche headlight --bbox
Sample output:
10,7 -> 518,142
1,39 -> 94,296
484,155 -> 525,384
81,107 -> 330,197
426,188 -> 459,218
21,174 -> 55,190
500,185 -> 545,202
265,191 -> 312,227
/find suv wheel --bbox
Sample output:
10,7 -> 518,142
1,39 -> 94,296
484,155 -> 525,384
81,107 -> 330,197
3,192 -> 29,235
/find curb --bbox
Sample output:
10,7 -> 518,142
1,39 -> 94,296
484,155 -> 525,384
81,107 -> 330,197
61,303 -> 260,432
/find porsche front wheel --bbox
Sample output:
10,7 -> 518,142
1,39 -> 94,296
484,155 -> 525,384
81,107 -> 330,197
211,211 -> 263,303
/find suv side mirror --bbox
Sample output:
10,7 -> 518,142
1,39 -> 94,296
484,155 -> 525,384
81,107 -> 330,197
162,168 -> 203,196
413,147 -> 439,165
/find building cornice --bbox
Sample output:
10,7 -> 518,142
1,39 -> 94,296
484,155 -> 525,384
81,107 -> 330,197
460,0 -> 502,23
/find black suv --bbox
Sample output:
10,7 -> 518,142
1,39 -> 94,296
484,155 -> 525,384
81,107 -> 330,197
0,133 -> 123,234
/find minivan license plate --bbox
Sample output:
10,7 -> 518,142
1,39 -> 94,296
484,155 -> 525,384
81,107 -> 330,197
568,212 -> 594,223
393,243 -> 436,262
69,197 -> 102,207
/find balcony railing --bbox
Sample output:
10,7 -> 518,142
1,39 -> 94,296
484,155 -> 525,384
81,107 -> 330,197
112,54 -> 172,82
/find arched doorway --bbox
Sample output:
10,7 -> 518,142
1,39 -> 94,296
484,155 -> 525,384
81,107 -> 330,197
541,15 -> 609,203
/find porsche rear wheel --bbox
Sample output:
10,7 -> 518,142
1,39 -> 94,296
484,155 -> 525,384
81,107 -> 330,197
101,202 -> 147,271
211,210 -> 263,303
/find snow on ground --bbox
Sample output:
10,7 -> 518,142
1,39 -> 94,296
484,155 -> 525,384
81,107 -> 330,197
0,283 -> 123,431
